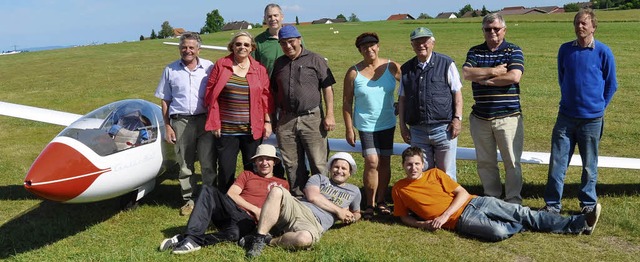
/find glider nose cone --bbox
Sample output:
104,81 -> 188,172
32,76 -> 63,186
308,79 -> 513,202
24,142 -> 110,202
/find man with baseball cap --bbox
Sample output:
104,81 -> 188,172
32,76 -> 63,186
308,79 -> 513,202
159,144 -> 289,255
241,152 -> 361,258
270,25 -> 337,198
398,27 -> 464,181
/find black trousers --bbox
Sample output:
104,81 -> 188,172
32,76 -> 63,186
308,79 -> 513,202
215,135 -> 261,193
184,185 -> 255,246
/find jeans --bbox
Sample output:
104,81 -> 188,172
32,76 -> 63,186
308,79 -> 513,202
184,185 -> 255,246
276,107 -> 328,198
171,115 -> 216,202
469,114 -> 524,204
409,123 -> 457,181
544,113 -> 603,211
215,134 -> 261,193
456,197 -> 586,242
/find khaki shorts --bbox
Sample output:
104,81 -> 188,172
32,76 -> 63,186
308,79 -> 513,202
274,186 -> 324,243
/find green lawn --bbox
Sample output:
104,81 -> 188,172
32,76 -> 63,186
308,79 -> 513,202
1,10 -> 639,261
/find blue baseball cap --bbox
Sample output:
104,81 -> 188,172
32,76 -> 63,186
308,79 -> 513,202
278,25 -> 302,39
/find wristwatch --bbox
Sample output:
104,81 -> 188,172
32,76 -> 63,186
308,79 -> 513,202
453,115 -> 462,121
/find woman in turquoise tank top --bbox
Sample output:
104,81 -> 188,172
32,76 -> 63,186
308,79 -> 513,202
343,32 -> 401,219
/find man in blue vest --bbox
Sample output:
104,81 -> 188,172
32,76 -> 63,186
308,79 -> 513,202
398,27 -> 463,181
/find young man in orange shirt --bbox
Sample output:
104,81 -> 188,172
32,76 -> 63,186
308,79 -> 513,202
392,146 -> 601,241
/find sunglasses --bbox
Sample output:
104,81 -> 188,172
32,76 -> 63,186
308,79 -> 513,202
234,42 -> 251,47
483,27 -> 503,33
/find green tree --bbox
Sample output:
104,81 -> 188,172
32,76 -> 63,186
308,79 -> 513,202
150,29 -> 157,39
458,4 -> 473,17
139,35 -> 144,41
564,3 -> 580,12
296,16 -> 300,25
417,13 -> 433,19
159,21 -> 173,39
336,14 -> 346,20
348,13 -> 360,22
200,9 -> 224,34
481,5 -> 489,16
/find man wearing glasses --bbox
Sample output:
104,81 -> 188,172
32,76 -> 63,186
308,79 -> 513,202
462,14 -> 525,205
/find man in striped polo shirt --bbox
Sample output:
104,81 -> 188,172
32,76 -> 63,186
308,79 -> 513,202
462,13 -> 525,204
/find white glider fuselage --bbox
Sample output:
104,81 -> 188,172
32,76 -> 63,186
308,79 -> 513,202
20,99 -> 176,203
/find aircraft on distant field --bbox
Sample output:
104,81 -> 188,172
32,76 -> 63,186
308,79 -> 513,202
1,100 -> 638,206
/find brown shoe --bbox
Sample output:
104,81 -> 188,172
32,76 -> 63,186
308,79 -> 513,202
180,201 -> 194,216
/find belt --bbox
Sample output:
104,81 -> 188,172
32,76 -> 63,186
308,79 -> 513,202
170,113 -> 204,119
281,107 -> 317,117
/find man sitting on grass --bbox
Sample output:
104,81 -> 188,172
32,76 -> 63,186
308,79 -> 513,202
158,144 -> 289,254
392,146 -> 601,242
241,152 -> 361,258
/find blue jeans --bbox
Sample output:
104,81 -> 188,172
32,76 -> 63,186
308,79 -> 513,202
544,113 -> 603,211
456,197 -> 586,242
409,123 -> 457,181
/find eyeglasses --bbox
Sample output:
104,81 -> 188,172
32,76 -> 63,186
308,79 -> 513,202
483,27 -> 503,33
234,42 -> 251,47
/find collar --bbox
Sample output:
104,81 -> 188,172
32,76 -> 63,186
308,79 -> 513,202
219,53 -> 259,70
572,38 -> 595,49
484,40 -> 509,52
180,57 -> 203,69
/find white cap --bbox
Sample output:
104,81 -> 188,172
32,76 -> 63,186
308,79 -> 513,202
326,152 -> 357,175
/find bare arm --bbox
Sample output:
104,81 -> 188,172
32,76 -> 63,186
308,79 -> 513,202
448,90 -> 463,138
462,64 -> 507,82
483,68 -> 522,86
227,184 -> 261,219
322,86 -> 335,131
304,185 -> 356,224
342,67 -> 357,147
161,99 -> 176,144
398,95 -> 410,144
427,186 -> 470,230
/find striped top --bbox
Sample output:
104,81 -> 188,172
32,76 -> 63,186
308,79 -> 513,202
463,40 -> 524,120
219,74 -> 251,134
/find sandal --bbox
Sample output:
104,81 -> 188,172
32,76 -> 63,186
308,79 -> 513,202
362,206 -> 375,220
376,202 -> 392,215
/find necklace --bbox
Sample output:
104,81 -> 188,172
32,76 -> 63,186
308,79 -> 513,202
235,58 -> 247,69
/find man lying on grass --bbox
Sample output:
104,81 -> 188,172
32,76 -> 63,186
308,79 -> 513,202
240,152 -> 361,258
158,144 -> 289,254
392,146 -> 601,242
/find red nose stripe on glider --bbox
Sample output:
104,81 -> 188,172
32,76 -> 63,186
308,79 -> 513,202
24,142 -> 111,202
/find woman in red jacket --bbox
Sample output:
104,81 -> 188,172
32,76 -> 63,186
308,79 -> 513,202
205,31 -> 274,192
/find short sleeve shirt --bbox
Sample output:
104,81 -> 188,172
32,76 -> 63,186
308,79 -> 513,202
302,174 -> 361,232
271,48 -> 336,113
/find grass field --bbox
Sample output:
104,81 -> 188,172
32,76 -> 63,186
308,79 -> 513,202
1,9 -> 639,261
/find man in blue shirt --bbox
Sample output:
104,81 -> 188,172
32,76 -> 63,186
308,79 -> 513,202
541,9 -> 617,218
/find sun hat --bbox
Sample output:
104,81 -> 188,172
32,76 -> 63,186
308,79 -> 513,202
326,152 -> 357,175
250,144 -> 280,163
355,34 -> 379,48
410,27 -> 434,40
278,25 -> 302,39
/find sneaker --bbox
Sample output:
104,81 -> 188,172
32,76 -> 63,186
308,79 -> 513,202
244,234 -> 268,258
539,205 -> 560,215
180,201 -> 194,216
172,237 -> 201,255
239,234 -> 271,249
159,234 -> 182,251
583,203 -> 602,235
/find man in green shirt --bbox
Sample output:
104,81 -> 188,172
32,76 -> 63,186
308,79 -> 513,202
253,3 -> 285,76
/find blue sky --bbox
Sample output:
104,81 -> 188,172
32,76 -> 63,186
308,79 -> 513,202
0,0 -> 574,51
